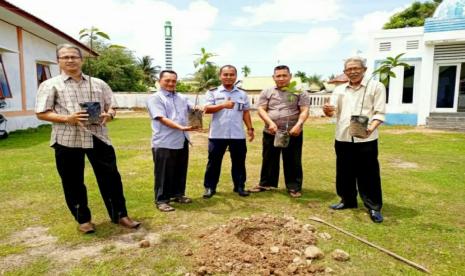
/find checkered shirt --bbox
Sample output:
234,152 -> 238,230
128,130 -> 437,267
35,73 -> 113,148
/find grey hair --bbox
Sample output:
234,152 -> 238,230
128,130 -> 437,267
56,44 -> 83,58
344,56 -> 367,69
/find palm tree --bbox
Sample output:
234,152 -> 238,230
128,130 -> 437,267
241,65 -> 251,77
307,74 -> 324,91
194,63 -> 221,92
193,47 -> 219,92
138,55 -> 161,87
295,71 -> 308,83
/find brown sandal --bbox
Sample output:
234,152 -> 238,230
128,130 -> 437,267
248,185 -> 272,193
173,196 -> 193,204
289,190 -> 302,198
157,203 -> 175,212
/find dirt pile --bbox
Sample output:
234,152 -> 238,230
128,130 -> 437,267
192,215 -> 338,275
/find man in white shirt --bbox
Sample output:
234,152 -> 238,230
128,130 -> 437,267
323,56 -> 386,223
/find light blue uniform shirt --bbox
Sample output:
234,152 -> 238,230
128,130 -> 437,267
206,85 -> 250,139
147,89 -> 192,149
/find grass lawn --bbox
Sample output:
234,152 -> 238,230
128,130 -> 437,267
0,112 -> 464,275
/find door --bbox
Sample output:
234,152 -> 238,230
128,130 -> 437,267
457,63 -> 465,112
433,63 -> 460,112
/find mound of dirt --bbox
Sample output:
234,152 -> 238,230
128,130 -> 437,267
192,215 -> 331,275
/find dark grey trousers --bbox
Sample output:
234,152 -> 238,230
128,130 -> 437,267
152,139 -> 189,204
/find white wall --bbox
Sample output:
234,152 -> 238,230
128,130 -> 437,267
22,31 -> 59,110
369,28 -> 426,123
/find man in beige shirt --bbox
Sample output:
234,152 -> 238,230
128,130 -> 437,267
35,44 -> 140,233
323,56 -> 386,223
250,65 -> 309,198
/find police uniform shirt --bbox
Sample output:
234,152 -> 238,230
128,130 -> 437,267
205,85 -> 250,139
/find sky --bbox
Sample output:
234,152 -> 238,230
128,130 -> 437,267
9,0 -> 419,79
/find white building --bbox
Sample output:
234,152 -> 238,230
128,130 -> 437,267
0,1 -> 94,132
368,0 -> 465,129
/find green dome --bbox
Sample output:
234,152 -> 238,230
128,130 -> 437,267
433,0 -> 465,19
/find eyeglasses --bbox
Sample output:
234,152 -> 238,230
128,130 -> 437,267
344,67 -> 363,73
58,56 -> 81,61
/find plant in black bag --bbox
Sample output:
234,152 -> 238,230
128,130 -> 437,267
79,27 -> 124,125
350,53 -> 410,138
273,81 -> 301,148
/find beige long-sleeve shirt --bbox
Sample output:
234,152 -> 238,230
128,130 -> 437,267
331,78 -> 386,142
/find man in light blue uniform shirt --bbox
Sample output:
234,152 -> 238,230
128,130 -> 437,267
202,65 -> 254,198
147,70 -> 197,212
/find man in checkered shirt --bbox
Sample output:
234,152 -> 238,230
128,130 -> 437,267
35,44 -> 140,234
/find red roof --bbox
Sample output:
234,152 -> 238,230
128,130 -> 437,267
328,74 -> 349,84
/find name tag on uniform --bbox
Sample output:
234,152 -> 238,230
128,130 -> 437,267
215,97 -> 225,105
236,100 -> 245,111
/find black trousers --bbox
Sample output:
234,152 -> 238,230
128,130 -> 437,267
53,136 -> 128,224
152,139 -> 189,204
203,139 -> 247,191
259,131 -> 303,191
335,140 -> 383,211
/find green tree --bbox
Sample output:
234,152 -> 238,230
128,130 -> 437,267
175,81 -> 195,93
241,65 -> 251,77
383,0 -> 442,29
193,48 -> 220,92
138,55 -> 161,87
194,63 -> 221,92
79,27 -> 145,92
294,71 -> 308,83
307,74 -> 324,91
82,42 -> 147,92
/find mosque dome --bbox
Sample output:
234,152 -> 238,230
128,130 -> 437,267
433,0 -> 465,19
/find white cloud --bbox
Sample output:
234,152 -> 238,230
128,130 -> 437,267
347,6 -> 405,46
210,42 -> 237,65
8,0 -> 218,75
274,27 -> 341,62
232,0 -> 342,26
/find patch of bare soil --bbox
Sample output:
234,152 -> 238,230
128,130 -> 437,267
0,226 -> 160,274
383,127 -> 450,134
389,158 -> 419,169
191,215 -> 338,275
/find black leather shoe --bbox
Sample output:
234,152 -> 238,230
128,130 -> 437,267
236,188 -> 250,197
369,210 -> 383,223
203,188 -> 216,199
330,202 -> 358,210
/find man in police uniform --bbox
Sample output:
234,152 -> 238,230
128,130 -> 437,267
251,65 -> 310,198
202,65 -> 254,198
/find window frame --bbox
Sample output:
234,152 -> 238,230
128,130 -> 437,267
0,55 -> 12,99
36,63 -> 51,87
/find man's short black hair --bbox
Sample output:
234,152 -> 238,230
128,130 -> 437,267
159,70 -> 178,79
274,65 -> 290,74
219,65 -> 237,75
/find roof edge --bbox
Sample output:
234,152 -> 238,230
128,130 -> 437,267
1,1 -> 98,56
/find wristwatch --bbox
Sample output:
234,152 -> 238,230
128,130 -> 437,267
248,128 -> 254,131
